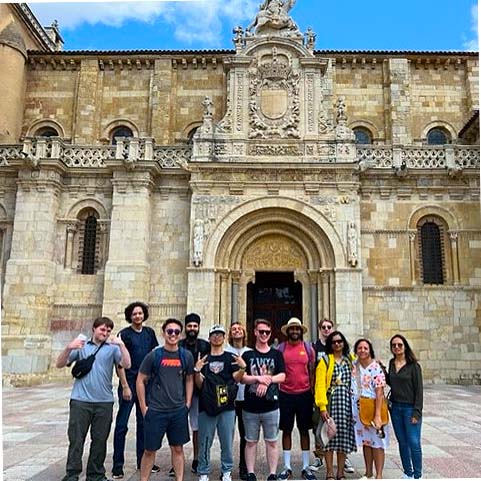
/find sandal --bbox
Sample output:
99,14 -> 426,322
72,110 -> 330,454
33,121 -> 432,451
337,476 -> 346,480
326,474 -> 335,480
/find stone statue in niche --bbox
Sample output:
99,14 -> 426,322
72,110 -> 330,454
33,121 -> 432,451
246,0 -> 299,35
347,221 -> 358,267
193,219 -> 204,267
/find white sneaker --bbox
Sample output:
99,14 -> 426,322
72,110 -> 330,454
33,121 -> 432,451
199,475 -> 209,481
222,472 -> 232,481
308,458 -> 323,471
402,475 -> 414,479
344,458 -> 354,474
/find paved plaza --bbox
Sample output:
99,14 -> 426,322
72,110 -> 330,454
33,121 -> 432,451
2,382 -> 481,480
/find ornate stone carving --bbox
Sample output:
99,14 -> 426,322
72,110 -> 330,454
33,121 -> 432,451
335,96 -> 355,141
248,48 -> 300,139
246,0 -> 300,37
233,25 -> 245,51
193,218 -> 204,266
243,235 -> 305,269
200,96 -> 214,135
304,27 -> 316,51
347,221 -> 358,267
248,144 -> 301,156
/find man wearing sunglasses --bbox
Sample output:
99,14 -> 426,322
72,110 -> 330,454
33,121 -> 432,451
241,319 -> 286,481
136,318 -> 194,481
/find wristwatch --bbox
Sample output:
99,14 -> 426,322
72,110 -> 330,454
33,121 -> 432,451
194,367 -> 201,373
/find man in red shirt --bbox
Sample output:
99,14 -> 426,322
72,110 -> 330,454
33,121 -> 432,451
277,318 -> 316,481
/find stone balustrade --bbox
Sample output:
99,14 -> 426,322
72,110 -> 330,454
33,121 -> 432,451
0,139 -> 478,171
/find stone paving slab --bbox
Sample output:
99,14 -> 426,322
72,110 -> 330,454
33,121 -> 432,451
2,383 -> 481,480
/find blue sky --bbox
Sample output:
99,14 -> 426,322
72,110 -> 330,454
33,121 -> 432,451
29,0 -> 479,52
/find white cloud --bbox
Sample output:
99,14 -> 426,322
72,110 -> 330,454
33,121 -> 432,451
462,4 -> 478,51
30,1 -> 259,46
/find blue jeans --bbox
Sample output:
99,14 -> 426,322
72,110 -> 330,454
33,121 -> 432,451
198,409 -> 236,475
390,402 -> 422,479
112,386 -> 144,470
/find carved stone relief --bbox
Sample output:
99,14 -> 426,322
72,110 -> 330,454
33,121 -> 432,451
242,234 -> 306,269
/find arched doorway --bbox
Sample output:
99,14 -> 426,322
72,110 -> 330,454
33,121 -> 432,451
211,205 -> 337,341
246,271 -> 302,345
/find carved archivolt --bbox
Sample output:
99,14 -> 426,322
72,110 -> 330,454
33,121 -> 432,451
242,234 -> 306,269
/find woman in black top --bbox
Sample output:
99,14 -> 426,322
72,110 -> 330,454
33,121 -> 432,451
386,334 -> 423,480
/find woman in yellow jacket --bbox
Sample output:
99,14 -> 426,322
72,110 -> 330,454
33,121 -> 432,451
314,331 -> 356,480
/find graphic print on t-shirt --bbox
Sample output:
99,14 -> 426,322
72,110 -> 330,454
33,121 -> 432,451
209,361 -> 225,374
161,358 -> 181,368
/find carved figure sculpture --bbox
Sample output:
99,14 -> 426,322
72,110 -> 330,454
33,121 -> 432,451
246,0 -> 299,35
347,221 -> 358,267
193,219 -> 204,267
305,27 -> 316,50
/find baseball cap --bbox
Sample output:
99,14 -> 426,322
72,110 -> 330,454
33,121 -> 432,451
208,324 -> 226,336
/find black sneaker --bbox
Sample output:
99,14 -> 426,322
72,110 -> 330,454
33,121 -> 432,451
246,473 -> 257,481
151,465 -> 161,474
192,460 -> 199,474
112,468 -> 124,479
168,467 -> 175,477
267,475 -> 278,481
301,468 -> 317,480
278,469 -> 292,481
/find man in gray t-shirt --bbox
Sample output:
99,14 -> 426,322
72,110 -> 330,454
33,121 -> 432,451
137,318 -> 194,481
56,316 -> 131,481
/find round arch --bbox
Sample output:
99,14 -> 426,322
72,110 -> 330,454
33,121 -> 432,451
408,205 -> 458,231
204,197 -> 345,268
66,198 -> 109,220
421,121 -> 457,143
27,119 -> 65,138
101,119 -> 139,143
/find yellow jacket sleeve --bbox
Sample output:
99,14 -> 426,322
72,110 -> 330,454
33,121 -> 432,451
314,354 -> 334,411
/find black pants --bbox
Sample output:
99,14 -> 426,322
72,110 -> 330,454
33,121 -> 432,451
62,399 -> 113,481
235,401 -> 247,471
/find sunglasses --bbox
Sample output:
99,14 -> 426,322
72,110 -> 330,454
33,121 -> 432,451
166,328 -> 181,336
332,339 -> 344,344
391,343 -> 404,348
257,329 -> 271,336
321,325 -> 333,330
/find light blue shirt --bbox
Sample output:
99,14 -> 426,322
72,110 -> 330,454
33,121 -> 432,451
68,340 -> 122,403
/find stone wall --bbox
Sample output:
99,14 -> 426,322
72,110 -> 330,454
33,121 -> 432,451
363,286 -> 481,384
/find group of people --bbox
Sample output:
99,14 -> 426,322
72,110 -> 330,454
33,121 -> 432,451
56,303 -> 423,481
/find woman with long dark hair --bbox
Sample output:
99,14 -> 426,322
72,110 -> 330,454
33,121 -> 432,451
352,338 -> 390,479
387,334 -> 423,479
314,331 -> 356,480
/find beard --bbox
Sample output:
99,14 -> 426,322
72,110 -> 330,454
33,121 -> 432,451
186,330 -> 199,341
287,332 -> 301,341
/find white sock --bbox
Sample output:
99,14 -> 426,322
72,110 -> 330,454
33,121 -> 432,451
302,450 -> 310,469
283,450 -> 291,470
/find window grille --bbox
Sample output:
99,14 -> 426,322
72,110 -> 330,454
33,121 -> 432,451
353,127 -> 372,144
80,215 -> 98,275
427,128 -> 449,145
419,221 -> 444,284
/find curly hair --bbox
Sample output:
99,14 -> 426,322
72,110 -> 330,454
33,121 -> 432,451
124,301 -> 149,323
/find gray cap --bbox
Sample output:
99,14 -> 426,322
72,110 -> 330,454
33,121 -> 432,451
208,324 -> 226,336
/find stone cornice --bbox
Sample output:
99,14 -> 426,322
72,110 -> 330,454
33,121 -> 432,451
13,4 -> 56,52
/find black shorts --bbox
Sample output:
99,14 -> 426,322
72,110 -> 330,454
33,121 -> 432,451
279,389 -> 314,432
144,405 -> 190,450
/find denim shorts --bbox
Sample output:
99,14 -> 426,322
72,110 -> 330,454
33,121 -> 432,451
242,409 -> 280,442
189,393 -> 199,431
144,405 -> 189,450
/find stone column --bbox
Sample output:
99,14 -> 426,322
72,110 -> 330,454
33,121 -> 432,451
64,223 -> 78,269
187,268 -> 217,338
102,169 -> 154,321
449,231 -> 460,285
0,20 -> 27,143
409,231 -> 417,285
231,271 -> 241,325
386,58 -> 412,145
2,165 -> 63,381
308,271 -> 318,339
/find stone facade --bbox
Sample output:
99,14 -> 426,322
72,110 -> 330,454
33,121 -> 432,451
0,2 -> 480,386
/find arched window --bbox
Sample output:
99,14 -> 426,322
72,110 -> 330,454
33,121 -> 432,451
187,127 -> 199,144
77,209 -> 100,275
427,127 -> 450,145
35,126 -> 59,137
111,126 -> 133,145
353,127 -> 372,144
417,217 -> 446,284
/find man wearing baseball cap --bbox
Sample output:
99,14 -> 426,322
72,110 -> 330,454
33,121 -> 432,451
195,325 -> 247,481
